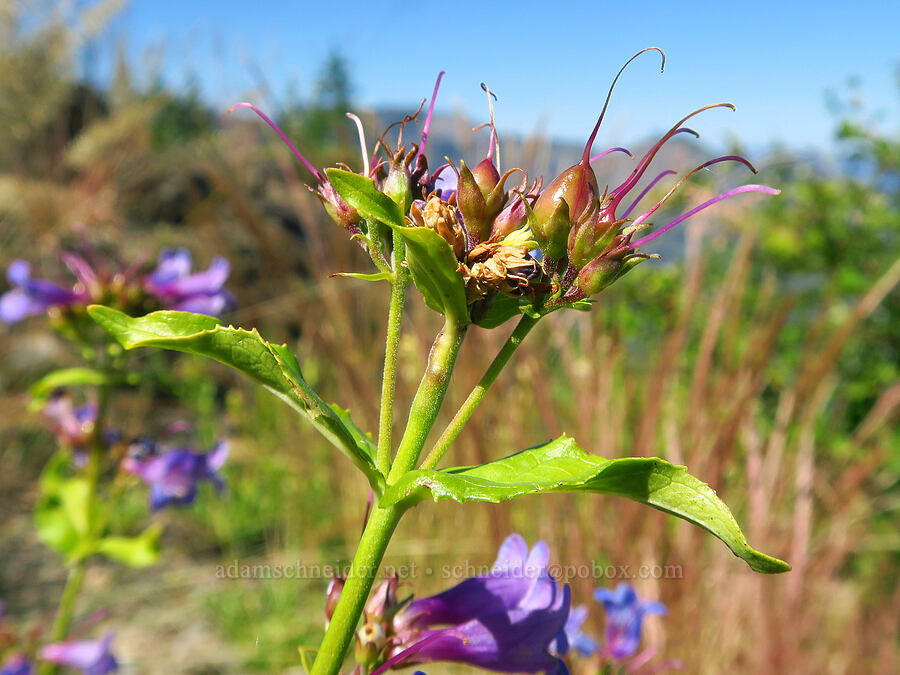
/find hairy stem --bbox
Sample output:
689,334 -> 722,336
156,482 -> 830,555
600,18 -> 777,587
422,314 -> 539,469
389,319 -> 467,479
311,319 -> 466,674
376,241 -> 408,475
45,561 -> 87,644
309,504 -> 403,675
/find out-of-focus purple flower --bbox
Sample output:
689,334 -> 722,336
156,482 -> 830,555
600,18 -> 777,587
0,260 -> 89,324
42,393 -> 98,452
0,654 -> 33,675
144,249 -> 235,316
41,633 -> 117,675
553,604 -> 597,657
386,534 -> 571,674
123,439 -> 228,510
594,583 -> 666,660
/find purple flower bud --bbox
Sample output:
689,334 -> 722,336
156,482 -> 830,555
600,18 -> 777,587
455,160 -> 517,245
470,157 -> 501,197
317,179 -> 362,231
531,156 -> 598,261
572,255 -> 655,299
364,576 -> 401,623
594,583 -> 666,661
355,621 -> 387,667
383,147 -> 418,215
566,214 -> 622,271
0,655 -> 33,675
41,633 -> 118,675
230,102 -> 361,232
144,249 -> 235,316
324,574 -> 346,627
491,177 -> 540,240
0,260 -> 89,324
123,439 -> 228,510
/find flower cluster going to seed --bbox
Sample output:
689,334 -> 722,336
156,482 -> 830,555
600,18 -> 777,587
232,48 -> 777,323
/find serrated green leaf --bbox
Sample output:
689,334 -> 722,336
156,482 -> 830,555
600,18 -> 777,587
88,306 -> 383,491
28,367 -> 112,410
327,169 -> 469,323
97,526 -> 161,567
382,436 -> 790,574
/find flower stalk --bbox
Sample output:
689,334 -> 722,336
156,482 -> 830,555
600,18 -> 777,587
422,313 -> 539,469
376,238 -> 409,475
388,319 -> 467,480
309,504 -> 404,675
38,373 -> 110,675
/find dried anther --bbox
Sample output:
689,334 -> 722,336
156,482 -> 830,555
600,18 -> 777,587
409,195 -> 467,259
460,241 -> 545,304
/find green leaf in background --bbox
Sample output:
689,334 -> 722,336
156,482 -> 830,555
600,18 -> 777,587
28,367 -> 113,411
382,436 -> 790,574
327,169 -> 470,323
34,453 -> 94,562
97,526 -> 161,567
87,306 -> 383,492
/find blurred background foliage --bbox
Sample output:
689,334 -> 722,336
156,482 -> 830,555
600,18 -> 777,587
0,2 -> 898,673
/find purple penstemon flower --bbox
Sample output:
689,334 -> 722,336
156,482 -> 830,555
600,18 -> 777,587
0,654 -> 33,675
42,393 -> 98,449
41,393 -> 101,466
594,583 -> 666,661
0,259 -> 90,324
122,439 -> 228,510
41,632 -> 117,675
554,604 -> 598,657
382,534 -> 572,675
144,249 -> 235,316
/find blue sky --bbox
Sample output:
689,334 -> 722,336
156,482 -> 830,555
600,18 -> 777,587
91,0 -> 899,152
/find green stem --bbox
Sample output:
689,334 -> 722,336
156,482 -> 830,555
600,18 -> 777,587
39,380 -> 110,675
46,562 -> 87,643
309,504 -> 403,675
376,254 -> 408,475
389,319 -> 466,480
309,320 -> 465,674
421,314 -> 539,470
